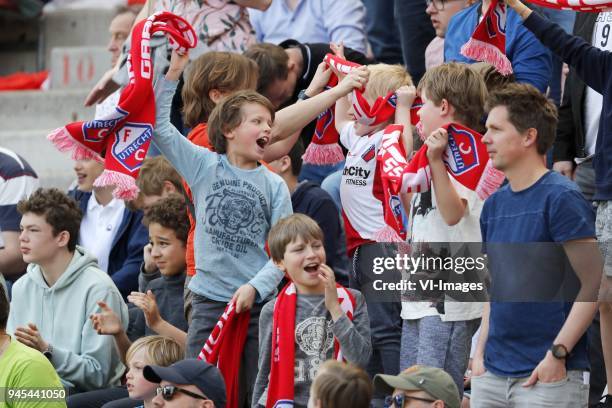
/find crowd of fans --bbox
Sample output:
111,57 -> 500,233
1,0 -> 612,407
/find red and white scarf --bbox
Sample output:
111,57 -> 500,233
461,0 -> 612,75
47,12 -> 196,200
461,0 -> 512,75
377,123 -> 505,240
526,0 -> 612,11
266,282 -> 355,408
198,301 -> 250,408
302,54 -> 421,166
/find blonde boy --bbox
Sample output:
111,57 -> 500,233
332,63 -> 413,385
400,62 -> 487,395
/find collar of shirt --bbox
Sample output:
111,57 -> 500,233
87,192 -> 125,214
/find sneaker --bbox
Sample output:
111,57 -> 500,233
595,395 -> 612,408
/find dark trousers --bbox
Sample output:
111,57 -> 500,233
362,0 -> 403,64
66,387 -> 134,408
395,0 -> 435,84
186,293 -> 262,408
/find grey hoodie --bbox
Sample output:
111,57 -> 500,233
7,246 -> 128,392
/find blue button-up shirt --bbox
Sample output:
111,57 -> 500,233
249,0 -> 368,54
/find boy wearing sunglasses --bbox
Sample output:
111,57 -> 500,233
374,365 -> 461,408
144,359 -> 226,408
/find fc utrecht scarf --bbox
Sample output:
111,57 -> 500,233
266,283 -> 355,408
198,301 -> 250,408
377,124 -> 505,240
47,12 -> 196,200
302,54 -> 422,166
525,0 -> 612,11
461,0 -> 512,75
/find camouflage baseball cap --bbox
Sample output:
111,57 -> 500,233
374,365 -> 460,408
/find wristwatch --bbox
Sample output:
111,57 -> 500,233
43,343 -> 54,360
297,89 -> 311,101
550,344 -> 569,360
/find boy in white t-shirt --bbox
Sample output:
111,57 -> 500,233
400,62 -> 488,395
333,62 -> 414,386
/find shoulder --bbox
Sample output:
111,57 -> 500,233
346,288 -> 364,304
0,147 -> 37,181
145,277 -> 165,291
448,3 -> 478,32
260,297 -> 277,321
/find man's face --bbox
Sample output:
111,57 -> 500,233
426,0 -> 468,37
483,105 -> 526,171
19,213 -> 66,265
108,12 -> 135,66
262,70 -> 298,109
388,389 -> 440,407
152,381 -> 211,408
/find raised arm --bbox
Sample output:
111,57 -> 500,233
271,65 -> 369,144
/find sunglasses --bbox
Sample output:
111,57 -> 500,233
155,385 -> 208,401
384,393 -> 437,407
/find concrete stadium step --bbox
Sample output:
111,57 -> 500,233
0,129 -> 75,189
50,46 -> 109,89
41,8 -> 114,69
0,88 -> 94,131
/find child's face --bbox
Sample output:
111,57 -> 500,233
417,89 -> 448,139
226,102 -> 272,166
19,212 -> 67,265
149,222 -> 186,276
277,236 -> 327,294
347,94 -> 388,136
125,348 -> 157,400
73,159 -> 104,192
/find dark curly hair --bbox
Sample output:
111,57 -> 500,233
143,196 -> 190,244
17,188 -> 82,252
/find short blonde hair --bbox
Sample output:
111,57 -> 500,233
125,335 -> 184,367
311,360 -> 372,408
364,64 -> 413,101
268,214 -> 324,262
418,62 -> 487,130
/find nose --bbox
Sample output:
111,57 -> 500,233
151,244 -> 161,259
152,393 -> 164,407
108,37 -> 118,53
19,230 -> 28,243
74,160 -> 82,172
426,2 -> 436,14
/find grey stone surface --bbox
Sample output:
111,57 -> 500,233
50,46 -> 110,89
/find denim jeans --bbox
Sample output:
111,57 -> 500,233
320,168 -> 343,211
394,0 -> 435,84
298,161 -> 345,185
471,370 -> 589,408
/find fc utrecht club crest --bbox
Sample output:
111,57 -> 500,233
390,194 -> 403,217
486,2 -> 507,38
315,109 -> 334,140
361,144 -> 376,162
444,127 -> 479,175
82,107 -> 128,142
111,122 -> 153,172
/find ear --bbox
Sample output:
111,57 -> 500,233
279,156 -> 292,174
439,98 -> 454,118
274,258 -> 286,273
208,89 -> 224,104
433,400 -> 445,408
56,230 -> 71,249
523,127 -> 538,149
287,59 -> 297,73
162,180 -> 178,196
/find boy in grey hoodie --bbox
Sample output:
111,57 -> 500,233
7,188 -> 128,393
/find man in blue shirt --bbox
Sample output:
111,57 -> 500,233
249,0 -> 368,55
444,0 -> 551,92
471,83 -> 601,407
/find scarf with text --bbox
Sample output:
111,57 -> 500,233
302,54 -> 422,166
376,123 -> 505,240
198,301 -> 250,408
526,0 -> 612,10
47,12 -> 196,200
266,282 -> 355,408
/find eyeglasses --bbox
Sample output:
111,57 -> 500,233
425,0 -> 446,11
155,385 -> 209,401
384,393 -> 437,407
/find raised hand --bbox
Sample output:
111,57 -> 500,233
90,300 -> 123,335
128,290 -> 162,330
